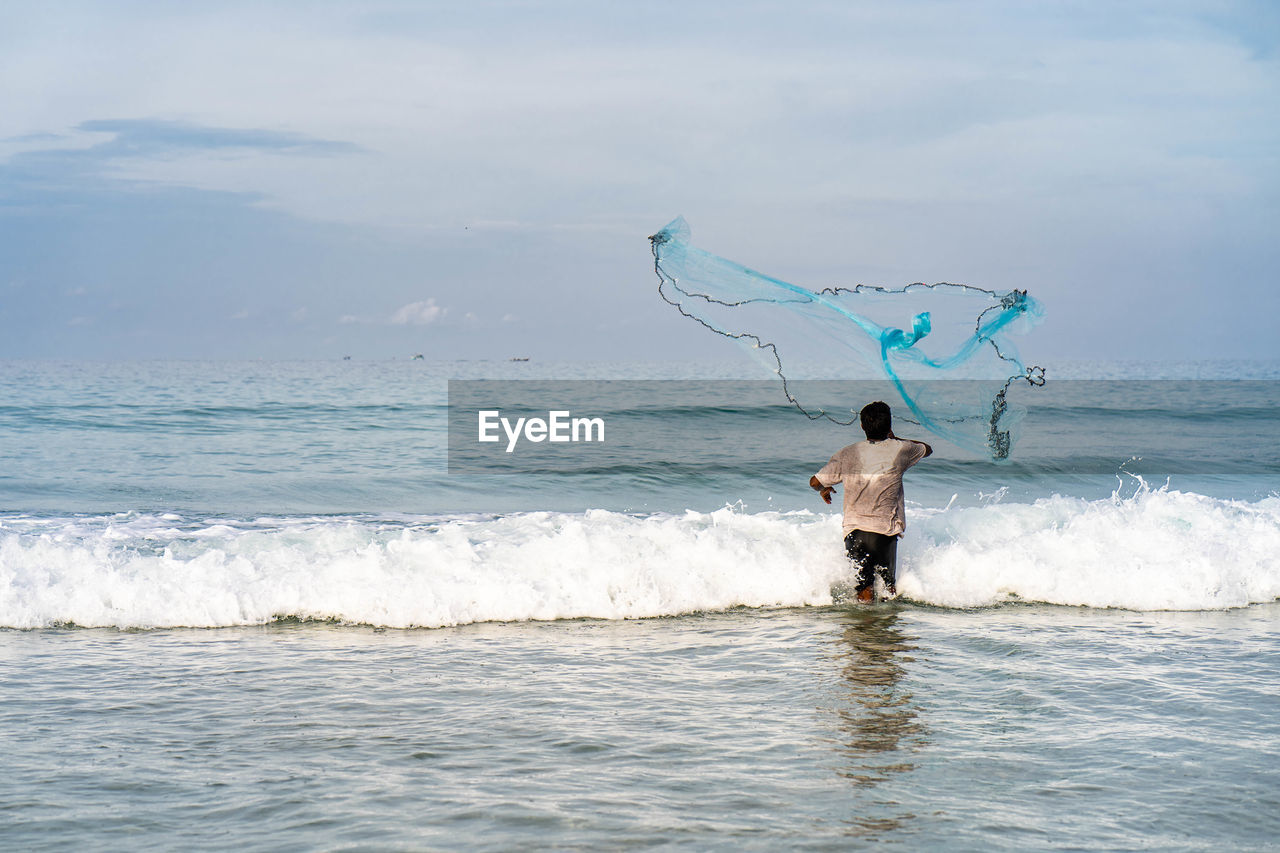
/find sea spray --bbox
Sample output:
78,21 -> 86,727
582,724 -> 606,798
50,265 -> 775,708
3,485 -> 1279,629
901,481 -> 1280,610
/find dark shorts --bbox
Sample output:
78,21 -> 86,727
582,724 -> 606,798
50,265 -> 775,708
843,529 -> 898,593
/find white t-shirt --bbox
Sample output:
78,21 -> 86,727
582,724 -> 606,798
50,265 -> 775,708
814,438 -> 929,537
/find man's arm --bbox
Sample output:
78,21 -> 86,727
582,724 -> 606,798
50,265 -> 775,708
888,429 -> 932,457
809,475 -> 835,505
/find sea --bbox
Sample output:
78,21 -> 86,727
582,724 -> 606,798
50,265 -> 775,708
2,359 -> 1278,851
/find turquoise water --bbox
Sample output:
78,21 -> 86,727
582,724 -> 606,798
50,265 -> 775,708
2,360 -> 1279,849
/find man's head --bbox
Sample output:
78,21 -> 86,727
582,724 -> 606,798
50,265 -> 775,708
860,401 -> 892,441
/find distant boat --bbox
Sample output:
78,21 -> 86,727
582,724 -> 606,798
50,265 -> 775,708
509,357 -> 530,362
412,353 -> 424,360
342,355 -> 351,360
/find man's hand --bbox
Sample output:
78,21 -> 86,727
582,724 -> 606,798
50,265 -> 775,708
809,475 -> 835,505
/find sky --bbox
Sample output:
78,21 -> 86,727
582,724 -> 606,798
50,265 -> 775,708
1,0 -> 1277,362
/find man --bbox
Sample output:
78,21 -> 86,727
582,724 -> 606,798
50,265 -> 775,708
809,401 -> 931,603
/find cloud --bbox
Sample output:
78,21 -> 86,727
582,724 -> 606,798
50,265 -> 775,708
390,299 -> 446,326
339,300 -> 450,326
75,119 -> 362,158
2,118 -> 362,194
4,132 -> 64,144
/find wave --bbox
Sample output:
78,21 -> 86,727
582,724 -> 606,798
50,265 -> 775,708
2,486 -> 1278,629
903,483 -> 1280,610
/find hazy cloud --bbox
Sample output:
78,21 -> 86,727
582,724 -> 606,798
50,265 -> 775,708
3,118 -> 360,189
77,119 -> 361,157
390,299 -> 446,326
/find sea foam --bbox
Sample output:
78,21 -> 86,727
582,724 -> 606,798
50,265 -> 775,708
2,486 -> 1278,629
903,484 -> 1280,611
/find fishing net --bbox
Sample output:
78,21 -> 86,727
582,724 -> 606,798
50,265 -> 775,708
650,217 -> 1045,458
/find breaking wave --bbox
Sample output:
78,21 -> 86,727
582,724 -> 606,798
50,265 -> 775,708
2,484 -> 1278,629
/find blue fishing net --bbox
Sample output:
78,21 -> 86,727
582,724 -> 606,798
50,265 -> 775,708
650,217 -> 1045,459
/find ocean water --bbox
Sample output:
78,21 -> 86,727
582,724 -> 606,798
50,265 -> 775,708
2,360 -> 1279,850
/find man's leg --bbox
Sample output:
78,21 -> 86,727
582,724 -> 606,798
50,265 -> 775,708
874,535 -> 899,597
844,530 -> 879,602
844,530 -> 897,602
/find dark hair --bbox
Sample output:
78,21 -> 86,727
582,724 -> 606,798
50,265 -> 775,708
860,401 -> 891,441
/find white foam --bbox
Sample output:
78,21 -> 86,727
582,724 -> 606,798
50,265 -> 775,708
0,508 -> 843,630
2,486 -> 1278,629
900,484 -> 1280,611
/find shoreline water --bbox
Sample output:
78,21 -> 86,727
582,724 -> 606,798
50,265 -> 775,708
4,604 -> 1278,851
